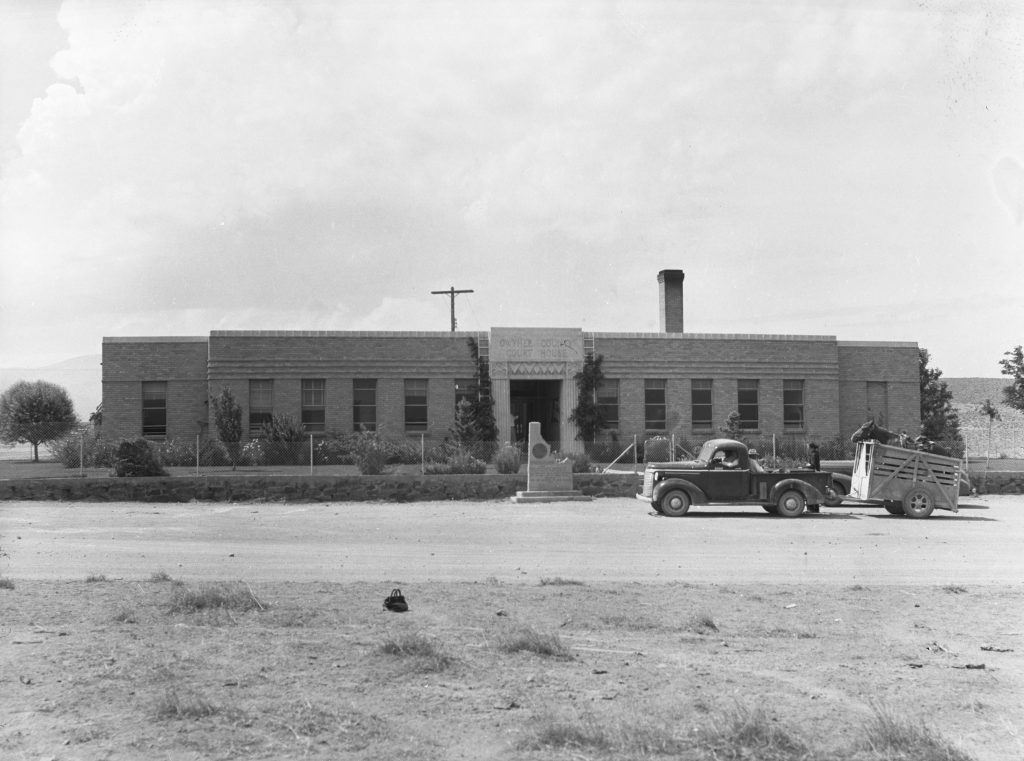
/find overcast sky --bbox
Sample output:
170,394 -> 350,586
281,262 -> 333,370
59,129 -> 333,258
1,0 -> 1022,377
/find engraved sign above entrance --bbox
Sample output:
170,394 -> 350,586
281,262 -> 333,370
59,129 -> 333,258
489,328 -> 584,373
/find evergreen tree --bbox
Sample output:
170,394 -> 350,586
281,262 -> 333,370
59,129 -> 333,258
210,387 -> 243,469
999,345 -> 1024,411
918,348 -> 963,450
569,353 -> 607,442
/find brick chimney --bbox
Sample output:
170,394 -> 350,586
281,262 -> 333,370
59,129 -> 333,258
658,270 -> 684,333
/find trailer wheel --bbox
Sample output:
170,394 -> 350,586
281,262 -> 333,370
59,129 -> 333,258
883,502 -> 905,515
660,489 -> 691,517
902,488 -> 934,519
776,489 -> 806,517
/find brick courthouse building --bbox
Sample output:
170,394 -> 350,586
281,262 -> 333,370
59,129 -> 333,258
101,271 -> 920,452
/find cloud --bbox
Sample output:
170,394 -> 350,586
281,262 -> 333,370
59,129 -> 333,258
1,0 -> 1021,376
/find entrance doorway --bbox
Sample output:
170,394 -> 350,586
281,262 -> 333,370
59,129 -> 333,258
510,380 -> 561,449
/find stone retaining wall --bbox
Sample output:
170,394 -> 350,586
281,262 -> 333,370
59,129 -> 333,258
0,473 -> 642,503
971,472 -> 1024,495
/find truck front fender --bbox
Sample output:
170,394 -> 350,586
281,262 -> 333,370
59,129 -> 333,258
770,479 -> 824,507
653,478 -> 709,506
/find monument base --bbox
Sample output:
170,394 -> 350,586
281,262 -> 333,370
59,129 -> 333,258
511,489 -> 593,503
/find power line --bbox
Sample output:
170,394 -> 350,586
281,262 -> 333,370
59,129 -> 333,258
431,286 -> 474,331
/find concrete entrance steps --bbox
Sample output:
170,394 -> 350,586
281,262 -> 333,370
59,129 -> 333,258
511,490 -> 593,503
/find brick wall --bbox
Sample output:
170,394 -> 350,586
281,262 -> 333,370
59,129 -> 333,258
102,337 -> 209,441
837,343 -> 920,436
206,331 -> 479,442
592,333 -> 844,444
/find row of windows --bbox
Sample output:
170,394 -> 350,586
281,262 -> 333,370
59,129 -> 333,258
251,378 -> 476,436
137,377 -> 806,437
139,378 -> 480,438
597,378 -> 804,431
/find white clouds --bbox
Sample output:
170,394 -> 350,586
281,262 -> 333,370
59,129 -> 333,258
1,0 -> 1022,375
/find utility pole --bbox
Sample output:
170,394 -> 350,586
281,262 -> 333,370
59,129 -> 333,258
431,286 -> 474,331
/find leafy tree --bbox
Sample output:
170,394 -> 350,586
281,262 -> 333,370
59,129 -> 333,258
918,348 -> 963,451
979,398 -> 1001,491
999,345 -> 1024,411
0,380 -> 79,461
569,353 -> 607,442
210,387 -> 243,469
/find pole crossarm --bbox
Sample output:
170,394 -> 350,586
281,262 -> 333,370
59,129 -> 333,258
431,286 -> 474,331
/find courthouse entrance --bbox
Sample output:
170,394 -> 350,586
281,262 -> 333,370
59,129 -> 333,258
509,379 -> 561,448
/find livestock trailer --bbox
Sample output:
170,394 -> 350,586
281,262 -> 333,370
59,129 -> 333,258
849,440 -> 961,518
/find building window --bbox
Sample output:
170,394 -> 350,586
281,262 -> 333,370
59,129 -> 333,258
596,379 -> 619,428
738,379 -> 759,430
644,379 -> 666,430
783,379 -> 804,430
301,379 -> 326,433
249,380 -> 274,436
353,379 -> 377,432
405,379 -> 428,432
455,378 -> 477,410
691,379 -> 712,429
141,381 -> 167,437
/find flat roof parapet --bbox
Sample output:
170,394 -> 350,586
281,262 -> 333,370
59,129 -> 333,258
103,336 -> 208,343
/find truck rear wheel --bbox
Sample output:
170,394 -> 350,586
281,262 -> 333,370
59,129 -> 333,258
883,502 -> 904,515
902,488 -> 935,519
776,489 -> 806,517
659,489 -> 691,517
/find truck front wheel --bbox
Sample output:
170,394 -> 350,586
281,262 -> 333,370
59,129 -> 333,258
659,489 -> 691,517
902,488 -> 935,519
776,489 -> 806,517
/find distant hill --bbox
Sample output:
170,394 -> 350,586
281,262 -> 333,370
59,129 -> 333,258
945,377 -> 1023,457
0,355 -> 102,421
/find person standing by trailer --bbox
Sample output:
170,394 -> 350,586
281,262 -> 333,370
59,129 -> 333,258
806,443 -> 821,512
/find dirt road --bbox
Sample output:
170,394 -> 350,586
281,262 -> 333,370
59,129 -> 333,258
2,495 -> 1021,584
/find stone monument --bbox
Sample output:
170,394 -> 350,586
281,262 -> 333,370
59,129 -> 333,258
510,422 -> 592,503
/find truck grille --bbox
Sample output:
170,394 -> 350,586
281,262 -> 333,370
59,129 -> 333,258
642,470 -> 655,497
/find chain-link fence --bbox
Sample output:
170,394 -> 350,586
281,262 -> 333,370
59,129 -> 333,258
1,423 -> 1019,480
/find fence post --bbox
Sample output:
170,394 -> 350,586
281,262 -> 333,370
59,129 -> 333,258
80,431 -> 85,479
309,434 -> 314,476
196,435 -> 200,477
633,434 -> 638,475
421,433 -> 425,475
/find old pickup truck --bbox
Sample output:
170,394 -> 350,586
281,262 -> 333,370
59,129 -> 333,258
637,438 -> 836,517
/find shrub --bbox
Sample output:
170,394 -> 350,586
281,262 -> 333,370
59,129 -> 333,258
154,438 -> 197,467
112,439 -> 167,477
47,430 -> 118,469
424,453 -> 487,475
351,432 -> 392,475
493,445 -> 522,474
560,451 -> 592,473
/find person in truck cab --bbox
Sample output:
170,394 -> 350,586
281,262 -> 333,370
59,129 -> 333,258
713,449 -> 741,469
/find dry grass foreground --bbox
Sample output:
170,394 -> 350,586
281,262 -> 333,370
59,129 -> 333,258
1,577 -> 1021,760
